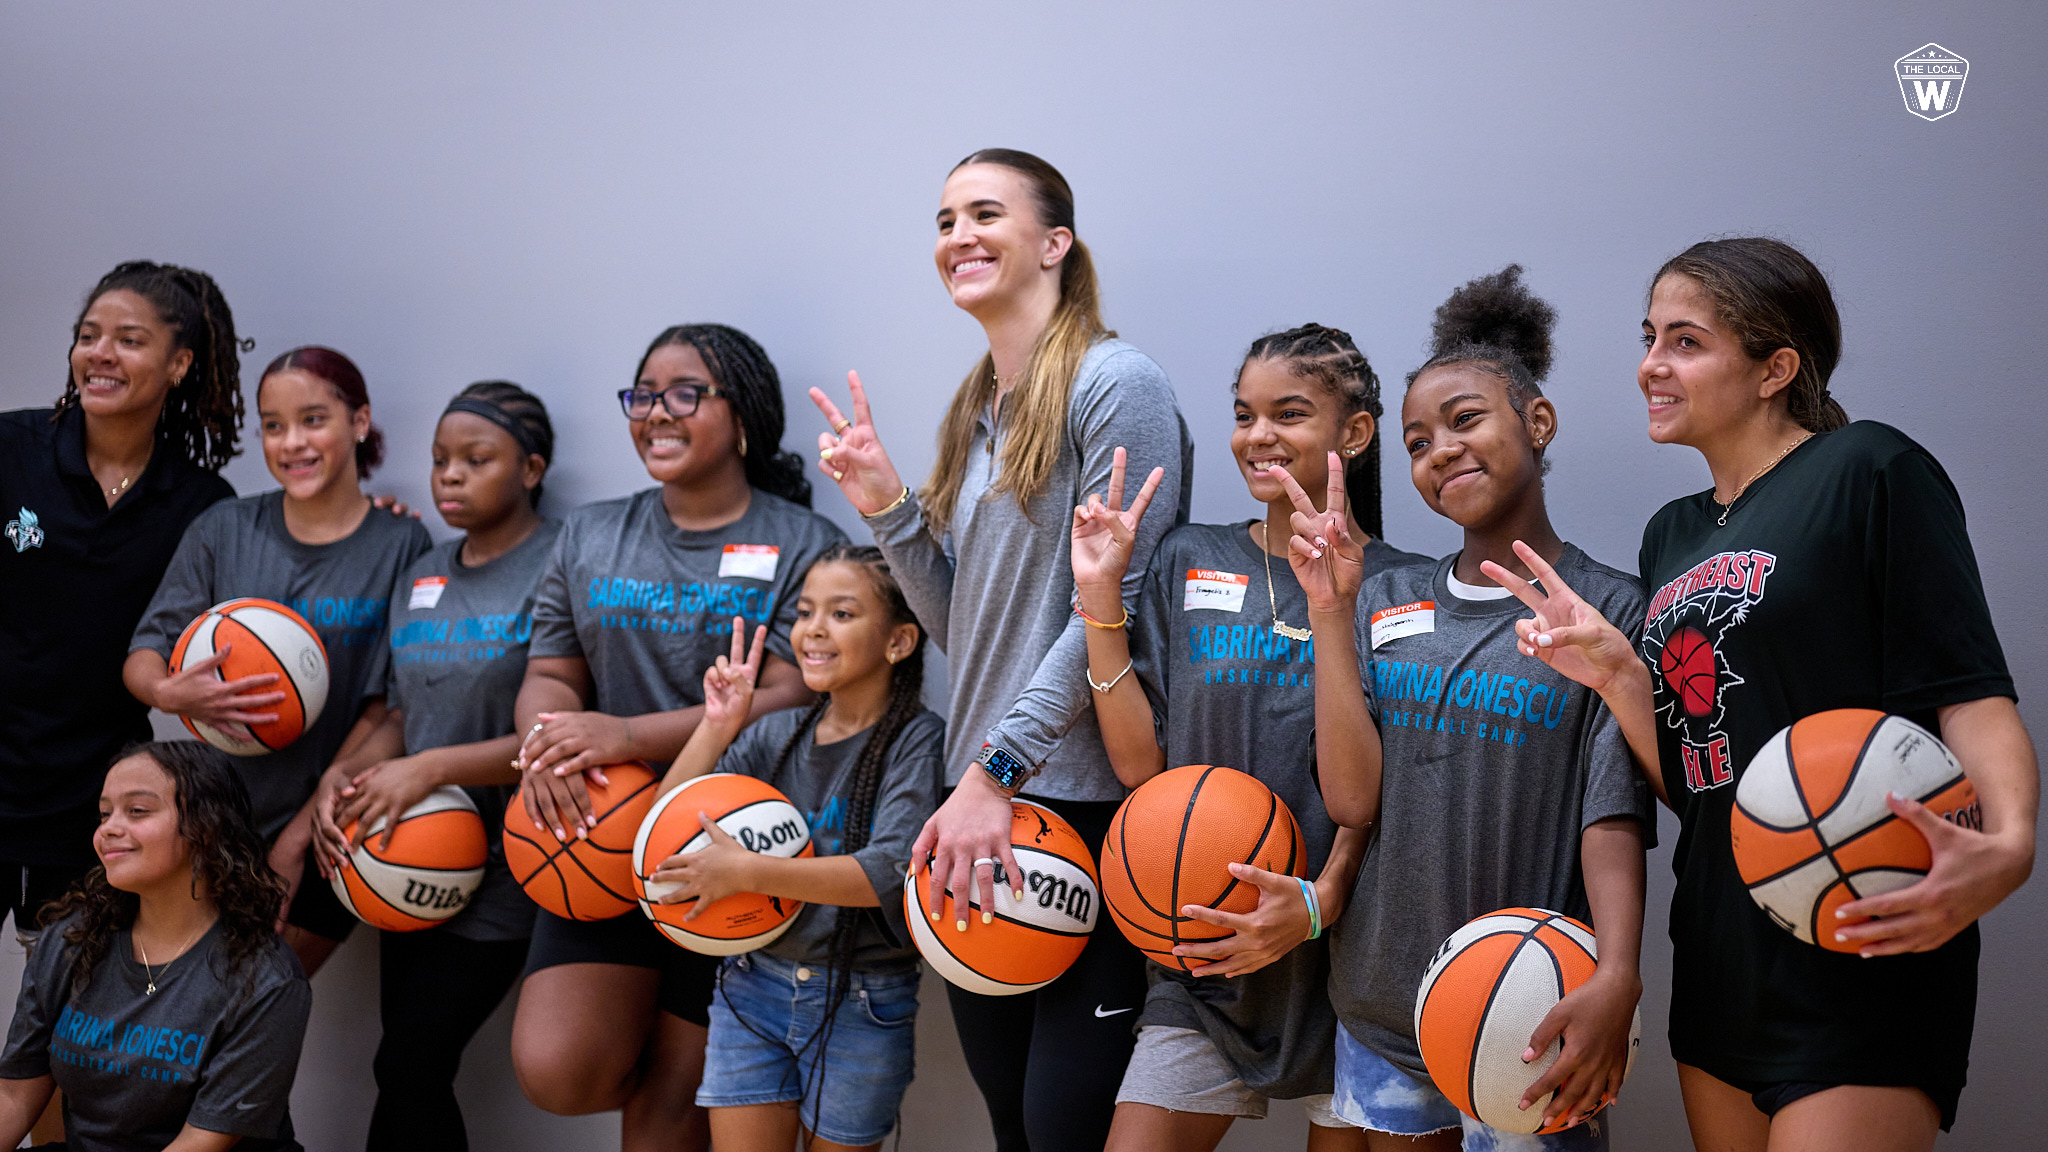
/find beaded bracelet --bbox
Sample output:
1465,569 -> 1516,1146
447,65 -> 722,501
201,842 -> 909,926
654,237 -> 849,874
1297,877 -> 1324,940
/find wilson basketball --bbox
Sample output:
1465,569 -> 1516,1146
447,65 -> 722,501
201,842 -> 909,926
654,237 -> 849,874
1099,764 -> 1305,971
1732,709 -> 1980,951
330,787 -> 488,932
169,597 -> 329,755
1659,625 -> 1716,718
503,761 -> 658,920
1415,908 -> 1640,1135
633,773 -> 814,955
906,800 -> 1098,995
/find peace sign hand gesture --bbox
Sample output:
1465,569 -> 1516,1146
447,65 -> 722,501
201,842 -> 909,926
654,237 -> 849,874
1071,447 -> 1166,610
701,617 -> 768,742
1275,453 -> 1366,616
810,371 -> 908,517
1479,541 -> 1640,695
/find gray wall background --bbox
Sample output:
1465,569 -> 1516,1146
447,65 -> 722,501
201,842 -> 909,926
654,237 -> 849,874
3,2 -> 2042,1148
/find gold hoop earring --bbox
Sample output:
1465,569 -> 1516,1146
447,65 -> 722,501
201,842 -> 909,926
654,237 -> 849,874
738,427 -> 748,457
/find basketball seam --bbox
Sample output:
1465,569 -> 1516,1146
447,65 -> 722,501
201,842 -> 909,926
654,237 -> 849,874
1197,789 -> 1278,913
1465,913 -> 1561,1123
220,618 -> 300,752
921,873 -> 1092,938
1739,773 -> 1961,890
1169,767 -> 1213,954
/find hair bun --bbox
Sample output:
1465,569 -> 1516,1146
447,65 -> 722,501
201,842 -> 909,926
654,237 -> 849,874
1429,264 -> 1557,382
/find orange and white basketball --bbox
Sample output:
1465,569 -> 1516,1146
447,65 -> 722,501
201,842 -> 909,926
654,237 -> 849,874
1415,908 -> 1639,1134
330,787 -> 488,932
633,773 -> 813,955
1098,764 -> 1305,970
906,800 -> 1098,995
1732,709 -> 1980,951
169,597 -> 328,755
503,762 -> 658,920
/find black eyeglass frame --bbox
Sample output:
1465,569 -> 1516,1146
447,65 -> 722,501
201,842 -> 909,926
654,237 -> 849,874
617,383 -> 729,419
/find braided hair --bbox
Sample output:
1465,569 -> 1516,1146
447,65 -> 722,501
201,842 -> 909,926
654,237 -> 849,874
759,543 -> 926,1128
56,261 -> 249,471
454,380 -> 555,506
1407,264 -> 1558,474
635,324 -> 812,508
1240,324 -> 1386,539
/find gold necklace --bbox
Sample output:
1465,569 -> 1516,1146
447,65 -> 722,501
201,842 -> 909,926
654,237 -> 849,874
138,921 -> 209,996
1259,523 -> 1313,642
1715,431 -> 1813,526
107,474 -> 131,499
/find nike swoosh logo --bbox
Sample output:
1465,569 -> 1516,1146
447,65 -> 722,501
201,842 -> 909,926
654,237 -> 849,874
1094,1006 -> 1133,1018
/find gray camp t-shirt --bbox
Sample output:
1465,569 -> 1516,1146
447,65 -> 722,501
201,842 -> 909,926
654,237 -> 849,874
130,492 -> 433,840
864,339 -> 1195,800
711,706 -> 945,971
1329,546 -> 1655,1079
0,915 -> 311,1152
1130,521 -> 1428,1098
385,521 -> 563,942
529,488 -> 846,717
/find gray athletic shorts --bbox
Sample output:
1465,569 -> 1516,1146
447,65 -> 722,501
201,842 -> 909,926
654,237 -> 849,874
1114,1024 -> 1353,1128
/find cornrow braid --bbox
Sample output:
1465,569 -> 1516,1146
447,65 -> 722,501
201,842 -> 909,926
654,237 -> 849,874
636,324 -> 812,508
1240,323 -> 1386,539
455,380 -> 556,506
57,261 -> 249,472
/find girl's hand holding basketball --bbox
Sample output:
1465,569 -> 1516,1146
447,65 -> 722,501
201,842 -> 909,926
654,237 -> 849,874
1831,790 -> 2033,956
310,767 -> 356,877
1171,861 -> 1314,979
809,371 -> 908,516
1276,454 -> 1365,616
152,646 -> 289,727
337,755 -> 441,854
517,720 -> 615,843
1070,447 -> 1165,617
1517,965 -> 1641,1129
911,770 -> 1024,932
700,619 -> 767,743
1483,541 -> 1640,696
650,816 -> 754,919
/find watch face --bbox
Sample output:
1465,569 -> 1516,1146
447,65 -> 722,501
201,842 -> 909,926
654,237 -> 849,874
983,748 -> 1028,788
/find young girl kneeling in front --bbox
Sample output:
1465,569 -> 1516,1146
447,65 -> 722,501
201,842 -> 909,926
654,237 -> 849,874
651,544 -> 943,1152
1295,267 -> 1653,1148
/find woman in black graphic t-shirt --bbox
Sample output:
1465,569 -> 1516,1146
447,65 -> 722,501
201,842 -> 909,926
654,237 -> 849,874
1492,238 -> 2035,1150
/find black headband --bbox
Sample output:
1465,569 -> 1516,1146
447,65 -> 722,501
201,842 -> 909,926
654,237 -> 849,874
442,396 -> 545,460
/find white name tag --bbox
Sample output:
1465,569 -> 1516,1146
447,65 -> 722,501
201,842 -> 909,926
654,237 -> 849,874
408,576 -> 447,610
1370,600 -> 1436,649
719,544 -> 780,581
1184,569 -> 1249,613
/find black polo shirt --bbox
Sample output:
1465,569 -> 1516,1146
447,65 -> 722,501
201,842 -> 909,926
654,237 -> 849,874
0,406 -> 235,868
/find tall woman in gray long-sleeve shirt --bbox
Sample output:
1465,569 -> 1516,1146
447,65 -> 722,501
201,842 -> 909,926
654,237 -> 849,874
809,148 -> 1192,1152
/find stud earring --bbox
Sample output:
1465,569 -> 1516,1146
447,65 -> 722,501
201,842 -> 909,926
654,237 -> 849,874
739,428 -> 748,457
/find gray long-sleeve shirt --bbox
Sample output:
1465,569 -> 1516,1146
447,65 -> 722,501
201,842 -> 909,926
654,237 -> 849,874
866,338 -> 1193,801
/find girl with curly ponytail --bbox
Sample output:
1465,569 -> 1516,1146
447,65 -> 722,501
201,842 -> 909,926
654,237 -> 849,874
0,742 -> 311,1150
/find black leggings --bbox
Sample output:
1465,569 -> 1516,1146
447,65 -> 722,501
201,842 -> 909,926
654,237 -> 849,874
945,796 -> 1148,1152
367,929 -> 528,1152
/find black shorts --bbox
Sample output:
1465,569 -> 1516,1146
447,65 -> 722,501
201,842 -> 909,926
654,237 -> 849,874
1,860 -> 91,943
283,847 -> 361,943
1719,1073 -> 1961,1133
523,908 -> 718,1027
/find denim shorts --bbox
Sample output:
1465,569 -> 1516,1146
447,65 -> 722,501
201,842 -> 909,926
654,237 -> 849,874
696,951 -> 920,1145
1331,1025 -> 1610,1150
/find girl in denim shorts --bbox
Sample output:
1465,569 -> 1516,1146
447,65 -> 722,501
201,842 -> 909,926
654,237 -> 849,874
647,544 -> 944,1151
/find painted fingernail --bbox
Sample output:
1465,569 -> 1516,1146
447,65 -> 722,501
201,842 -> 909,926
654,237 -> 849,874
1311,549 -> 1323,558
1537,634 -> 1554,647
955,920 -> 967,932
1314,537 -> 1328,549
981,911 -> 993,924
929,910 -> 941,922
576,826 -> 588,840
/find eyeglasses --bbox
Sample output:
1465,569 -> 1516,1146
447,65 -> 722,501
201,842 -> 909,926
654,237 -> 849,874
617,383 -> 729,419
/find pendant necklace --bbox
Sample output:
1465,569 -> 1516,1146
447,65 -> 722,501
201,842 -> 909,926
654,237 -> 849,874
107,474 -> 131,499
1260,523 -> 1314,642
138,923 -> 208,996
1714,431 -> 1812,526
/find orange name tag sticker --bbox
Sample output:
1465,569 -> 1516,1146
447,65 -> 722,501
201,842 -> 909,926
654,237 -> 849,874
1184,569 -> 1250,613
408,576 -> 447,611
1369,600 -> 1435,649
719,544 -> 780,581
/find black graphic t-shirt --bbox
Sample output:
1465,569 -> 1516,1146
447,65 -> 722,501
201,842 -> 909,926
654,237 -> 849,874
1638,421 -> 2013,1093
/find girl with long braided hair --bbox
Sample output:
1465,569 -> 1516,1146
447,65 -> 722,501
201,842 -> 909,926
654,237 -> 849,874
648,544 -> 941,1152
508,323 -> 844,1151
1072,325 -> 1423,1151
2,262 -> 244,969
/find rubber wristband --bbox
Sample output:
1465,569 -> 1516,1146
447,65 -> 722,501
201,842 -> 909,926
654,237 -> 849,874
1075,604 -> 1130,630
861,486 -> 912,520
1297,877 -> 1323,940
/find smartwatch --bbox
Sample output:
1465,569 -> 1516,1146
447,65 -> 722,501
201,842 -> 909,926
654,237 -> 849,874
977,744 -> 1033,794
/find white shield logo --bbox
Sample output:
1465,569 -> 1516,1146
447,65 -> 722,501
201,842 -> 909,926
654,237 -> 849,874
1895,44 -> 1967,122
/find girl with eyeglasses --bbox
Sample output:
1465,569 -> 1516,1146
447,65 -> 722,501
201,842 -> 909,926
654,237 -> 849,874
507,324 -> 844,1152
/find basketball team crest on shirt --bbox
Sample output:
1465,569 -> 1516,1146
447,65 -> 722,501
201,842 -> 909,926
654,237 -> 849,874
5,507 -> 43,552
1641,549 -> 1777,792
1183,569 -> 1248,613
718,544 -> 780,581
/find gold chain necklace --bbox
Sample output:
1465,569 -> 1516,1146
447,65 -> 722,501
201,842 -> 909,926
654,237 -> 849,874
1715,431 -> 1812,526
138,922 -> 209,996
1259,523 -> 1313,642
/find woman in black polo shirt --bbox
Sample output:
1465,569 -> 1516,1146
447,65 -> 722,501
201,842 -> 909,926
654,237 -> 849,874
0,262 -> 244,946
